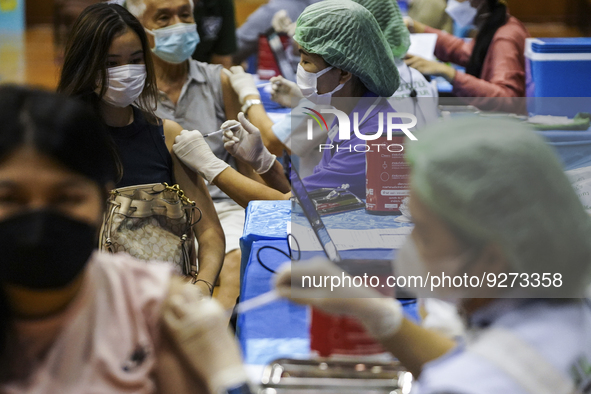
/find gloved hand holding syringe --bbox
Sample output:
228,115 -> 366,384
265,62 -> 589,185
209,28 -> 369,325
203,123 -> 241,139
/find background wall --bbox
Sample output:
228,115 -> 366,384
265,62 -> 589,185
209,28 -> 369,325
26,0 -> 52,24
234,0 -> 267,26
25,0 -> 269,26
509,0 -> 572,23
23,0 -> 591,34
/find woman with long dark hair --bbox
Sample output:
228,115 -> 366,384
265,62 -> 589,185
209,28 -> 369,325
58,3 -> 225,297
404,0 -> 529,99
0,86 -> 250,393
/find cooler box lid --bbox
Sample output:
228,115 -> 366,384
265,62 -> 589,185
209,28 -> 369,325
526,38 -> 591,60
530,38 -> 591,53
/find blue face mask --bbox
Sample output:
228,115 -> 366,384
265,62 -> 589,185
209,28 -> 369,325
146,23 -> 200,64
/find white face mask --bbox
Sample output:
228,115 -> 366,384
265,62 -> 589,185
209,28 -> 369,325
100,64 -> 147,108
393,236 -> 472,299
445,0 -> 478,28
296,64 -> 345,106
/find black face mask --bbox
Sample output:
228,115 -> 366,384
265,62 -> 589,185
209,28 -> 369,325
0,210 -> 97,290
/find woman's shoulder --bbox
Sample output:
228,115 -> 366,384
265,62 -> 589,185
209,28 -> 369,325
495,15 -> 530,42
162,119 -> 185,150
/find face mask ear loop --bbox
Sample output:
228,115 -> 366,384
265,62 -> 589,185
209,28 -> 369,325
144,28 -> 156,51
329,70 -> 354,96
323,80 -> 346,97
316,67 -> 345,98
315,66 -> 334,78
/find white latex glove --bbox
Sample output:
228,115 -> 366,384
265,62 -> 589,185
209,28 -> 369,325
222,66 -> 260,105
272,10 -> 293,34
163,287 -> 249,394
173,129 -> 229,183
270,75 -> 304,108
222,112 -> 276,174
286,22 -> 297,38
274,258 -> 404,339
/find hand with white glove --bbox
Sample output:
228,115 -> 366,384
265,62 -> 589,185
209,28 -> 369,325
222,112 -> 276,174
271,10 -> 296,37
222,66 -> 260,105
270,76 -> 304,108
173,129 -> 229,183
163,287 -> 250,394
274,258 -> 404,340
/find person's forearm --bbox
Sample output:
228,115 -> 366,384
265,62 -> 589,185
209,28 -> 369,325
245,99 -> 287,156
194,227 -> 225,294
235,157 -> 266,183
260,160 -> 291,193
378,318 -> 457,378
423,25 -> 472,66
171,152 -> 225,294
213,167 -> 288,208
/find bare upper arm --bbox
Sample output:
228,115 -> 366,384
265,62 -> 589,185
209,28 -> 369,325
163,119 -> 185,153
162,119 -> 220,228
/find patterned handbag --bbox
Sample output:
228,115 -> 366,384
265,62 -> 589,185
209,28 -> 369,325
99,183 -> 200,276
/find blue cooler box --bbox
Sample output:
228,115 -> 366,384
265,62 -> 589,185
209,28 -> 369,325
525,38 -> 591,117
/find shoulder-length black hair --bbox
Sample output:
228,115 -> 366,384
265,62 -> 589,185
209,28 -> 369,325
58,3 -> 158,124
0,85 -> 120,362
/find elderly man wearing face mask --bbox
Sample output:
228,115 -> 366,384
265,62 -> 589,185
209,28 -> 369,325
404,0 -> 529,102
125,0 -> 255,311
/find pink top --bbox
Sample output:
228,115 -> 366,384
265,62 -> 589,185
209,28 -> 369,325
425,16 -> 530,98
1,252 -> 174,394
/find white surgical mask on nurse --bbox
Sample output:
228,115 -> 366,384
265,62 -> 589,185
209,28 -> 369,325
296,64 -> 346,106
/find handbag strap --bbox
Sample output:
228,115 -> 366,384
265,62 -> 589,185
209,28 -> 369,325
468,327 -> 581,394
110,183 -> 195,206
101,202 -> 119,252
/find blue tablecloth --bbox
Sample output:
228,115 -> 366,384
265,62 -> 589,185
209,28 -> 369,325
238,240 -> 310,365
239,200 -> 290,282
238,201 -> 418,365
239,200 -> 415,282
